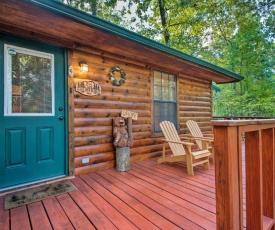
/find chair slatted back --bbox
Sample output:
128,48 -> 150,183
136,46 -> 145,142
186,120 -> 203,149
160,121 -> 186,156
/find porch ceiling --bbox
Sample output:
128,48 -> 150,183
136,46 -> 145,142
0,0 -> 243,83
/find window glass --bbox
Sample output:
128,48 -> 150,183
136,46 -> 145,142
5,45 -> 54,116
154,85 -> 161,100
153,70 -> 177,132
154,71 -> 162,86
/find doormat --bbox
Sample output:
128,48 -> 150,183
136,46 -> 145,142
4,180 -> 76,210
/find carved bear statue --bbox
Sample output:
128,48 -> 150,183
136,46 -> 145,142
113,117 -> 133,148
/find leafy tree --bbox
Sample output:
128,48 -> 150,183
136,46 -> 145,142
61,0 -> 97,15
61,0 -> 127,25
208,2 -> 275,116
62,0 -> 275,117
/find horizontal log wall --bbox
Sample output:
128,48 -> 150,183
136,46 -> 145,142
178,77 -> 212,134
73,50 -> 212,175
73,49 -> 159,175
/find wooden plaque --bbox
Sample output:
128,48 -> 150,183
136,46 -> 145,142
75,80 -> 101,96
121,110 -> 138,120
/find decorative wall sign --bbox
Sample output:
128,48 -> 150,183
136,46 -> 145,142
121,110 -> 138,120
68,65 -> 74,78
75,80 -> 101,96
108,66 -> 126,86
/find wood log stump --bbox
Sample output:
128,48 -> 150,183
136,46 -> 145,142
116,147 -> 130,171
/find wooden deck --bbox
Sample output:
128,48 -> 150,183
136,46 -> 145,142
0,158 -> 217,229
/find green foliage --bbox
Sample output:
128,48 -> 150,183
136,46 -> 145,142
213,76 -> 275,116
62,0 -> 275,117
61,0 -> 126,25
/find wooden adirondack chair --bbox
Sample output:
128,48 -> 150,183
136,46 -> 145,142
186,120 -> 214,162
158,120 -> 211,176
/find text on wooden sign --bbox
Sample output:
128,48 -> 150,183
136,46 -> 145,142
121,110 -> 138,120
75,80 -> 101,96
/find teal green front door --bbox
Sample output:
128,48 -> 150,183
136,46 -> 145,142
0,34 -> 66,189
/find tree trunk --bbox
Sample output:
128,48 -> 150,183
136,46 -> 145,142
158,0 -> 170,44
91,0 -> 97,16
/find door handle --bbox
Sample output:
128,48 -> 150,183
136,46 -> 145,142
59,116 -> 64,120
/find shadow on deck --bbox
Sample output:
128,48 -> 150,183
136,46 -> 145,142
0,158 -> 216,229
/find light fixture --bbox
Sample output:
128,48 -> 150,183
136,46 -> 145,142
79,61 -> 88,72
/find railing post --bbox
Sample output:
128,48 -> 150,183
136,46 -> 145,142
213,124 -> 242,229
262,128 -> 275,224
245,130 -> 263,229
213,120 -> 275,230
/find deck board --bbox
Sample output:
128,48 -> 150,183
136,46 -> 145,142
56,193 -> 96,230
97,170 -> 203,229
43,197 -> 74,230
130,163 -> 216,209
85,173 -> 159,230
10,205 -> 31,230
106,167 -> 216,222
0,158 -> 227,229
142,159 -> 215,191
73,175 -> 139,230
27,202 -> 52,230
100,169 -> 215,229
137,159 -> 215,198
68,188 -> 117,230
90,171 -> 179,229
0,196 -> 9,230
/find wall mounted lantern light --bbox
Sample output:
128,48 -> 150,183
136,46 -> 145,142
79,61 -> 89,72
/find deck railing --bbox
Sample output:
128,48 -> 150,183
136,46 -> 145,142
211,119 -> 275,230
213,116 -> 275,120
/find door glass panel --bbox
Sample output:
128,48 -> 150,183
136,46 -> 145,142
4,44 -> 54,116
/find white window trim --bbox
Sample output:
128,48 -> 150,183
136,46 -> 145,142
4,44 -> 55,116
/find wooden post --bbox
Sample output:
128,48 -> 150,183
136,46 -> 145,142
213,124 -> 242,229
245,131 -> 263,229
261,128 -> 274,222
212,120 -> 275,230
67,49 -> 75,176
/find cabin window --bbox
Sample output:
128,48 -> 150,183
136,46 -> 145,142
153,70 -> 177,132
4,44 -> 54,116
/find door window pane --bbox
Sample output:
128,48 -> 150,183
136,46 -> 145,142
5,45 -> 54,116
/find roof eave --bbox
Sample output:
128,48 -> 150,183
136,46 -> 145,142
28,0 -> 244,82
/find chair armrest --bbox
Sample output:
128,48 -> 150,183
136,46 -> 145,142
180,136 -> 213,142
161,139 -> 194,146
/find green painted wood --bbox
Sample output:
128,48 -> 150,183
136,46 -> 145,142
0,33 -> 66,189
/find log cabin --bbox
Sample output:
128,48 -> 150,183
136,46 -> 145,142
0,0 -> 243,191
